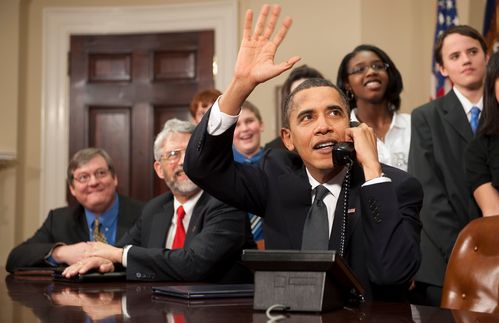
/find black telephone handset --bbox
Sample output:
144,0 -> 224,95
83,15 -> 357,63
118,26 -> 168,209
332,121 -> 358,167
332,142 -> 355,167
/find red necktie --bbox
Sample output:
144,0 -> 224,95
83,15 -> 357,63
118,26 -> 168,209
172,206 -> 186,249
172,313 -> 185,323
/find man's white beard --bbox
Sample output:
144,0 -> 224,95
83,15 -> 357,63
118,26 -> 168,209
166,170 -> 199,196
170,177 -> 199,195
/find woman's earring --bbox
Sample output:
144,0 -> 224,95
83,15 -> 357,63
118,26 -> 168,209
346,89 -> 355,101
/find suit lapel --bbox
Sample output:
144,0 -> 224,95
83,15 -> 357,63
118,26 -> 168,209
116,195 -> 131,240
185,192 -> 208,244
329,163 -> 363,253
277,167 -> 312,249
74,206 -> 91,241
149,197 -> 174,247
344,163 -> 363,251
441,90 -> 474,143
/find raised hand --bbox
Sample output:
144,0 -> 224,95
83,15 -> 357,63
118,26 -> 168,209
235,4 -> 300,87
221,4 -> 300,115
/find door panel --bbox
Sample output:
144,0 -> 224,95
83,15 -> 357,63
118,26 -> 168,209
69,31 -> 214,204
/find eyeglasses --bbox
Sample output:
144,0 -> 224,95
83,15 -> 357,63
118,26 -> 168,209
348,62 -> 390,76
160,149 -> 186,164
72,168 -> 111,184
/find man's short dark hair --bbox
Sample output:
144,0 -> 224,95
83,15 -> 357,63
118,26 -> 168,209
280,65 -> 324,125
67,148 -> 116,185
434,25 -> 487,66
282,78 -> 349,128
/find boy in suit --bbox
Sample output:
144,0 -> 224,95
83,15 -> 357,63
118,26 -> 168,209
408,25 -> 487,306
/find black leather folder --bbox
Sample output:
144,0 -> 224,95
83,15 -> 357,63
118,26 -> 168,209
52,270 -> 126,283
152,284 -> 254,299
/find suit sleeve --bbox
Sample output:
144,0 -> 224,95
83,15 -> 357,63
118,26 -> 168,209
465,136 -> 490,192
184,109 -> 268,216
125,202 -> 248,281
360,173 -> 423,285
115,196 -> 144,243
6,211 -> 64,272
408,108 -> 460,260
116,210 -> 144,248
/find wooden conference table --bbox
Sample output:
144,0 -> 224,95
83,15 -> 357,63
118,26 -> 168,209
1,270 -> 498,322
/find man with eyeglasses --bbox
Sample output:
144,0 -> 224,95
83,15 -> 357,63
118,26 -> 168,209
61,119 -> 254,283
6,148 -> 144,272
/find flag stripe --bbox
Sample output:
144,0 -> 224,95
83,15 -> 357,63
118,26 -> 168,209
431,0 -> 459,100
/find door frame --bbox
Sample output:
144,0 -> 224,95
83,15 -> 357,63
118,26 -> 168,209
41,1 -> 237,221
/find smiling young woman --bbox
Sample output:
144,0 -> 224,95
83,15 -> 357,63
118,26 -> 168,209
337,45 -> 410,171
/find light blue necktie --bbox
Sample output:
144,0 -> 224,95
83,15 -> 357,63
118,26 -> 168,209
470,106 -> 480,135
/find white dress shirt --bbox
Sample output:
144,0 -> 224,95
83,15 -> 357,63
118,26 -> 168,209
350,109 -> 411,171
453,86 -> 483,122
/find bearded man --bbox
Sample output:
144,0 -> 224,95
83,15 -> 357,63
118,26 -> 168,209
63,119 -> 254,283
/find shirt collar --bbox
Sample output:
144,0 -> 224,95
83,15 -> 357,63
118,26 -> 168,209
84,193 -> 119,229
173,189 -> 204,218
350,108 -> 408,130
232,145 -> 264,164
350,109 -> 360,123
453,86 -> 483,114
305,167 -> 347,199
391,111 -> 409,129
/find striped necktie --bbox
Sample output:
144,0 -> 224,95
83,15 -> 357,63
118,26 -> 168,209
249,214 -> 264,241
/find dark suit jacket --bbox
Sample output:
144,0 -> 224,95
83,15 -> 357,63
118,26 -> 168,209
408,90 -> 481,288
184,111 -> 423,301
6,195 -> 143,272
117,191 -> 255,283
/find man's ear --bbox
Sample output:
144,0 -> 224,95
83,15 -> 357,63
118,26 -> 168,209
280,128 -> 295,151
153,161 -> 165,179
438,63 -> 448,78
69,184 -> 77,198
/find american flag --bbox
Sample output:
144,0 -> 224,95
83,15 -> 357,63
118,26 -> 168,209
431,0 -> 459,100
483,0 -> 499,54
